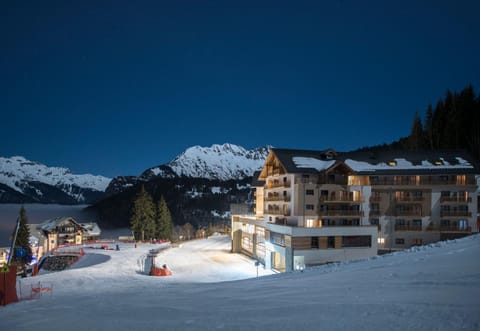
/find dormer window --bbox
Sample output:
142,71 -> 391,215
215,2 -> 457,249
321,149 -> 337,160
388,160 -> 397,167
434,160 -> 443,166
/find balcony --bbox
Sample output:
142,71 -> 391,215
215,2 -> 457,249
264,196 -> 290,202
369,196 -> 382,202
394,197 -> 424,203
370,177 -> 476,186
320,196 -> 364,203
369,210 -> 381,217
423,178 -> 476,185
395,210 -> 423,217
264,209 -> 291,216
318,210 -> 364,217
440,196 -> 472,203
265,181 -> 291,189
440,211 -> 471,218
427,225 -> 472,232
370,178 -> 419,186
394,224 -> 422,231
440,226 -> 471,232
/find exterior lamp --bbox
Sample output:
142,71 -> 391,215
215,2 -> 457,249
295,263 -> 305,272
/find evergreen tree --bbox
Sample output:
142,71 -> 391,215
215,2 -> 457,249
408,111 -> 424,150
432,99 -> 447,149
424,104 -> 434,149
155,195 -> 173,241
130,185 -> 156,241
12,206 -> 33,268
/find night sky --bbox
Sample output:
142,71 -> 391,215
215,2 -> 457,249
2,0 -> 479,177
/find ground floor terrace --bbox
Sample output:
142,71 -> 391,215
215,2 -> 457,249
231,215 -> 378,272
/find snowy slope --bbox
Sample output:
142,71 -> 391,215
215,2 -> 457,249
145,143 -> 269,180
0,156 -> 111,203
1,234 -> 479,331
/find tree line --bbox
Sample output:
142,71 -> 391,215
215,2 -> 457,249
130,185 -> 174,241
358,85 -> 480,161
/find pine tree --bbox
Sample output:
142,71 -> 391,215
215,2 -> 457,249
12,206 -> 33,269
408,111 -> 424,150
425,105 -> 434,149
130,185 -> 156,241
155,195 -> 173,241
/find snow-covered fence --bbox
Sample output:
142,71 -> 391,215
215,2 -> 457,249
17,280 -> 53,301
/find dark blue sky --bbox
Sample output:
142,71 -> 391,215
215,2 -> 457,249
2,0 -> 479,177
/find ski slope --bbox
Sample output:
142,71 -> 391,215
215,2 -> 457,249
1,234 -> 479,331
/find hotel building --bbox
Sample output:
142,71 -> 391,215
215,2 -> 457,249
231,148 -> 478,272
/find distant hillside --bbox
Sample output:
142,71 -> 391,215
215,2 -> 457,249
93,176 -> 255,230
96,144 -> 270,229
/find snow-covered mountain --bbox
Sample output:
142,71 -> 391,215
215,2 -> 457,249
101,144 -> 269,224
142,143 -> 270,181
0,156 -> 111,204
0,144 -> 269,204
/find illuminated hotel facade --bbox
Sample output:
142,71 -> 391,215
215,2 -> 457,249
231,148 -> 478,272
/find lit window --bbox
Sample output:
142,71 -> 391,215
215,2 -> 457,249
241,223 -> 255,234
377,237 -> 385,244
242,236 -> 252,249
305,219 -> 317,227
388,160 -> 397,167
434,160 -> 443,165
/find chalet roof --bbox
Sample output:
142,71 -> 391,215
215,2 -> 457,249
28,224 -> 46,241
271,148 -> 337,174
38,217 -> 101,236
340,149 -> 477,175
39,216 -> 84,232
80,222 -> 101,237
269,148 -> 478,176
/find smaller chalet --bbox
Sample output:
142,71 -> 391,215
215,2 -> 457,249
29,217 -> 101,258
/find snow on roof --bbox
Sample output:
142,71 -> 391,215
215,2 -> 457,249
345,157 -> 474,172
81,222 -> 101,236
292,157 -> 336,172
40,216 -> 82,232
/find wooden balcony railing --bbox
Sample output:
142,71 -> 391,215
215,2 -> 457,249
395,211 -> 423,217
370,178 -> 476,186
320,197 -> 364,203
440,211 -> 471,217
394,197 -> 424,203
427,225 -> 472,232
265,182 -> 291,189
369,210 -> 381,217
440,226 -> 471,232
440,197 -> 472,203
264,209 -> 291,216
394,225 -> 422,231
264,196 -> 290,202
318,210 -> 364,217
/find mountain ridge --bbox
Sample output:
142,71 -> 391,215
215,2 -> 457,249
0,144 -> 270,204
0,156 -> 112,204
